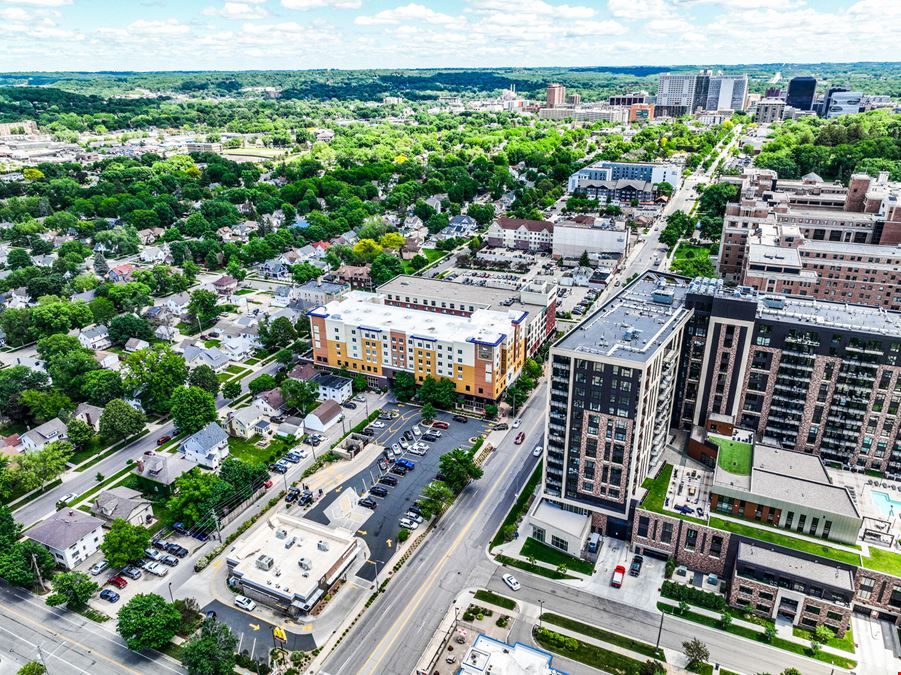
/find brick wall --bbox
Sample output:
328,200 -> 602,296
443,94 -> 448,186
631,509 -> 729,576
854,568 -> 901,624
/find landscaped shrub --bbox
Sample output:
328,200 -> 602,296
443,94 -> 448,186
661,580 -> 726,611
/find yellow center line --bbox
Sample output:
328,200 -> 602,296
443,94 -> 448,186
360,425 -> 531,675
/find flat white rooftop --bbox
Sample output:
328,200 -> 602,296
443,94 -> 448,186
461,635 -> 567,675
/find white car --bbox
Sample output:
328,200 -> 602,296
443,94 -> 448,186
404,511 -> 423,524
88,560 -> 109,576
408,446 -> 426,456
391,443 -> 401,454
234,595 -> 256,611
143,561 -> 169,577
353,394 -> 366,402
512,419 -> 521,429
59,492 -> 77,504
399,517 -> 419,530
533,445 -> 543,457
411,426 -> 421,436
371,422 -> 386,429
290,447 -> 308,458
502,574 -> 521,591
399,439 -> 410,450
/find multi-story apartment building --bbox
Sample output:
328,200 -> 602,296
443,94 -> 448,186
546,83 -> 566,108
754,98 -> 785,123
567,161 -> 681,193
485,217 -> 554,251
719,168 -> 901,280
705,75 -> 749,112
655,71 -> 710,117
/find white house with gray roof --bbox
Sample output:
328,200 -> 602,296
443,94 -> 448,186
27,509 -> 105,570
179,422 -> 229,470
183,345 -> 231,372
78,325 -> 111,350
20,417 -> 67,452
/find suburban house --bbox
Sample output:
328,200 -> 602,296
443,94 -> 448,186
288,363 -> 319,382
304,400 -> 343,433
20,417 -> 67,452
228,406 -> 266,439
295,279 -> 348,308
165,292 -> 192,317
125,337 -> 150,352
145,305 -> 176,326
107,264 -> 135,283
179,422 -> 230,470
73,403 -> 103,431
221,333 -> 258,361
335,265 -> 371,290
155,325 -> 181,342
94,350 -> 122,371
78,325 -> 112,350
133,454 -> 195,497
137,227 -> 165,245
315,374 -> 353,403
277,416 -> 304,438
27,509 -> 105,570
272,285 -> 299,308
12,355 -> 46,373
212,275 -> 238,295
254,389 -> 285,417
90,486 -> 153,526
139,245 -> 169,264
183,345 -> 231,372
259,260 -> 290,280
401,237 -> 424,260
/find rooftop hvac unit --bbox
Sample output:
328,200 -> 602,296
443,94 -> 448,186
317,540 -> 330,552
298,558 -> 312,571
256,554 -> 274,571
275,528 -> 288,539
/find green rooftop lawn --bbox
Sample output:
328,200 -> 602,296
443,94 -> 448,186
863,547 -> 901,577
640,463 -> 707,525
519,537 -> 596,576
708,517 -> 862,566
711,436 -> 753,475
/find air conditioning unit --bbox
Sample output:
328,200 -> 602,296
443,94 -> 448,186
317,540 -> 330,552
298,557 -> 312,571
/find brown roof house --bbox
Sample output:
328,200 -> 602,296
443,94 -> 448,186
304,400 -> 343,433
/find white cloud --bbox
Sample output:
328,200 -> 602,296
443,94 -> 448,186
355,3 -> 465,27
203,2 -> 268,19
281,0 -> 362,9
97,18 -> 191,41
607,0 -> 677,20
0,6 -> 29,19
3,0 -> 72,6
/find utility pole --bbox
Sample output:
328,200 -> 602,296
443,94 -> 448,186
213,515 -> 223,542
538,600 -> 544,628
37,644 -> 49,674
655,612 -> 664,651
31,553 -> 46,592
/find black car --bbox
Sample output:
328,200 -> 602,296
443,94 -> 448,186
120,565 -> 143,580
403,431 -> 413,441
308,437 -> 322,446
453,415 -> 468,423
341,401 -> 357,409
166,543 -> 189,558
390,465 -> 408,476
422,433 -> 438,442
297,489 -> 313,506
359,427 -> 375,437
369,485 -> 389,497
494,423 -> 509,431
629,554 -> 644,577
269,463 -> 288,474
286,487 -> 301,503
160,554 -> 179,567
270,414 -> 287,423
435,472 -> 447,482
408,503 -> 423,515
379,475 -> 398,486
358,497 -> 378,509
151,539 -> 170,551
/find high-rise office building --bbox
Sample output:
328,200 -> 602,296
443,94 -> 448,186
764,86 -> 781,98
825,91 -> 862,118
567,93 -> 581,106
546,83 -> 566,108
705,75 -> 748,111
785,75 -> 816,110
655,71 -> 710,116
820,86 -> 849,117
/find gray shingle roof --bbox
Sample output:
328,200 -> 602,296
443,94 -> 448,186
28,509 -> 103,550
181,422 -> 228,456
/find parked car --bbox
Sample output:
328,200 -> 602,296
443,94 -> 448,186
308,436 -> 322,446
629,555 -> 644,577
369,485 -> 389,497
398,517 -> 419,530
379,475 -> 398,486
283,452 -> 302,463
286,487 -> 301,503
411,426 -> 421,436
358,497 -> 378,509
165,544 -> 188,558
432,421 -> 449,430
192,530 -> 210,542
89,560 -> 109,576
341,401 -> 357,409
533,445 -> 543,457
514,432 -> 525,445
269,462 -> 288,474
234,595 -> 256,611
396,458 -> 415,470
353,394 -> 366,402
120,565 -> 142,580
391,443 -> 401,455
390,465 -> 408,476
263,479 -> 273,489
143,561 -> 169,577
422,433 -> 438,442
99,589 -> 120,603
360,427 -> 376,437
144,548 -> 163,562
453,415 -> 468,423
160,554 -> 179,567
409,445 -> 427,456
399,439 -> 410,450
297,489 -> 313,506
107,576 -> 128,589
512,419 -> 522,428
270,414 -> 287,423
494,423 -> 509,431
156,435 -> 172,446
371,421 -> 386,429
172,522 -> 191,535
611,565 -> 626,588
404,511 -> 423,524
502,574 -> 521,591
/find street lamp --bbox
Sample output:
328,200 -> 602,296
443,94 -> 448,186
538,599 -> 544,628
365,559 -> 385,589
654,612 -> 664,651
167,581 -> 174,602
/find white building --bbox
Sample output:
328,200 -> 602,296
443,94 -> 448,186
825,91 -> 863,118
27,509 -> 105,570
315,374 -> 353,403
304,400 -> 343,434
20,417 -> 67,452
706,74 -> 748,111
179,422 -> 229,470
78,325 -> 111,350
552,218 -> 629,260
567,161 -> 680,193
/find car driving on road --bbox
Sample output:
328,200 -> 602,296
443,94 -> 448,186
502,574 -> 521,591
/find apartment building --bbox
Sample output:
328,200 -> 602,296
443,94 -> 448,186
705,75 -> 749,112
537,106 -> 629,124
546,83 -> 566,108
718,168 -> 901,280
308,288 -> 541,403
485,217 -> 554,252
551,217 -> 629,261
609,91 -> 650,106
567,161 -> 680,195
655,71 -> 710,117
754,98 -> 785,123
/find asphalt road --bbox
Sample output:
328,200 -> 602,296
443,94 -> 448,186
320,386 -> 547,675
0,582 -> 185,675
200,598 -> 316,659
12,360 -> 283,530
305,405 -> 490,582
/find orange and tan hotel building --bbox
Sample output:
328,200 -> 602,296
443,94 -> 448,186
308,290 -> 536,402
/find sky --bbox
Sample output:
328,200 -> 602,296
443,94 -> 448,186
0,0 -> 899,72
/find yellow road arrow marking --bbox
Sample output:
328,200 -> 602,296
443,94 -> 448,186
249,623 -> 261,631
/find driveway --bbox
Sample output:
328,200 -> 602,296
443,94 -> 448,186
200,598 -> 315,660
303,404 -> 490,582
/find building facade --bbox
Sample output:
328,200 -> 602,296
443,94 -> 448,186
546,83 -> 566,108
755,98 -> 785,123
786,76 -> 817,111
485,217 -> 554,251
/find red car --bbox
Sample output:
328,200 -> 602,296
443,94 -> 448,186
108,576 -> 128,589
514,432 -> 525,445
156,435 -> 172,446
432,421 -> 449,430
264,479 -> 273,489
611,565 -> 626,588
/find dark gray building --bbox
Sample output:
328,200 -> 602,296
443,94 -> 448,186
786,76 -> 817,111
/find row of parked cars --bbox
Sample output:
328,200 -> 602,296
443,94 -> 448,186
270,447 -> 309,474
89,539 -> 191,602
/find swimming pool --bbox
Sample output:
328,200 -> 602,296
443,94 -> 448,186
871,490 -> 901,518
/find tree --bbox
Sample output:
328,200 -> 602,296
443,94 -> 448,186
259,316 -> 296,350
0,540 -> 55,588
352,238 -> 383,263
352,375 -> 367,393
763,624 -> 777,642
467,203 -> 495,226
721,611 -> 733,629
188,365 -> 220,396
7,248 -> 32,270
781,669 -> 802,675
81,369 -> 124,405
99,399 -> 146,442
16,441 -> 72,491
222,381 -> 241,399
678,600 -> 689,615
117,593 -> 181,651
36,334 -> 82,361
170,386 -> 217,435
523,358 -> 542,380
100,519 -> 152,569
409,254 -> 428,271
17,662 -> 46,675
89,296 -> 117,325
46,349 -> 100,399
579,250 -> 591,267
109,314 -> 153,346
124,345 -> 188,415
419,376 -> 457,409
654,181 -> 674,197
93,253 -> 109,276
379,232 -> 405,250
187,289 -> 219,331
370,253 -> 404,286
20,389 -> 74,423
814,624 -> 834,644
682,638 -> 709,668
66,418 -> 95,450
421,403 -> 436,423
181,618 -> 238,675
218,458 -> 268,494
809,639 -> 821,657
167,469 -> 225,526
280,379 -> 319,411
248,373 -> 277,396
0,506 -> 21,549
418,481 -> 455,518
46,571 -> 97,609
392,372 -> 416,401
438,448 -> 483,493
0,366 -> 48,419
107,282 -> 152,313
484,404 -> 498,419
290,262 -> 322,284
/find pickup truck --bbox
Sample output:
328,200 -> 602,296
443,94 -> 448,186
611,564 -> 626,588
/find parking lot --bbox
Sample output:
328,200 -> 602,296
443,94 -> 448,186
303,403 -> 490,582
201,597 -> 315,661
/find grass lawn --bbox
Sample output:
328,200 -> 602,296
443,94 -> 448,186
640,464 -> 707,525
863,546 -> 901,576
707,517 -> 861,566
225,364 -> 245,374
422,248 -> 444,263
245,357 -> 261,365
228,435 -> 292,465
235,288 -> 256,295
533,627 -> 658,675
657,603 -> 857,669
541,613 -> 665,660
490,461 -> 542,549
473,589 -> 516,610
495,554 -> 576,580
710,436 -> 753,475
519,538 -> 595,575
793,624 -> 855,653
68,437 -> 105,466
204,339 -> 221,348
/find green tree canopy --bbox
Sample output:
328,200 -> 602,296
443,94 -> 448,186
117,593 -> 181,651
170,386 -> 217,434
100,519 -> 152,569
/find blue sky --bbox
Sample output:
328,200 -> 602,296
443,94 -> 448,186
0,0 -> 898,72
